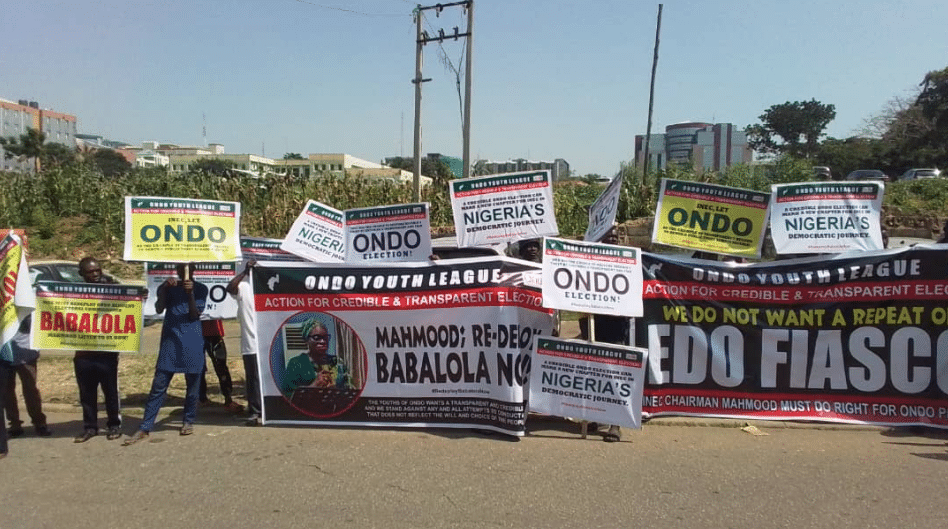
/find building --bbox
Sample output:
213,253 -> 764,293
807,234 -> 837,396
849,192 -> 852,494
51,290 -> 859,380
634,122 -> 752,173
0,98 -> 77,172
474,157 -> 570,181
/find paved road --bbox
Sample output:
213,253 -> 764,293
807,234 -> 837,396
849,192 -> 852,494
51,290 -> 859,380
3,405 -> 948,529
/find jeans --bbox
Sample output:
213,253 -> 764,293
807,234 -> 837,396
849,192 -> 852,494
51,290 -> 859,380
139,369 -> 201,432
242,354 -> 261,416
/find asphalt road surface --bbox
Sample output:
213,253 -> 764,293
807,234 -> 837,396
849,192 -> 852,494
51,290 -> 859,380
2,406 -> 947,529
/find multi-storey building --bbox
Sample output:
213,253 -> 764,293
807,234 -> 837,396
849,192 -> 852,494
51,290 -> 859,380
0,98 -> 77,172
634,122 -> 752,173
474,157 -> 570,181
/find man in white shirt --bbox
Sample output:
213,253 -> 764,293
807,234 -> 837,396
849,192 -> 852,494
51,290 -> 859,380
226,260 -> 261,425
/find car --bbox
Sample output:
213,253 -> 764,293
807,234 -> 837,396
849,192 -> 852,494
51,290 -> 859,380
430,236 -> 505,260
812,166 -> 833,180
899,168 -> 941,181
28,260 -> 116,286
844,169 -> 889,182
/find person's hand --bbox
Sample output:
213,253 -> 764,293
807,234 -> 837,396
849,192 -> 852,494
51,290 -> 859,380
244,260 -> 257,274
182,279 -> 193,293
164,277 -> 179,288
314,370 -> 334,388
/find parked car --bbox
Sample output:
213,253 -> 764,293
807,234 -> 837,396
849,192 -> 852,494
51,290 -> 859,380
812,166 -> 833,180
28,260 -> 116,286
899,168 -> 941,181
844,169 -> 889,182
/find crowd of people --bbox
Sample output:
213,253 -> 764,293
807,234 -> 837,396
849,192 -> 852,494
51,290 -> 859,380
0,257 -> 262,457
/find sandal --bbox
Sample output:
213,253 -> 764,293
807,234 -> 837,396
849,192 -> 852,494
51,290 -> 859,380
603,425 -> 621,443
180,423 -> 194,436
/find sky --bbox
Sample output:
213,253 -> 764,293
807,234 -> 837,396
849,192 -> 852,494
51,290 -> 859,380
3,0 -> 947,177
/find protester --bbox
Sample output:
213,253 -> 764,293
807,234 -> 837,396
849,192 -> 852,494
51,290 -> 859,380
1,353 -> 11,458
225,260 -> 262,426
4,315 -> 51,438
73,257 -> 124,442
578,225 -> 627,442
517,239 -> 542,263
199,318 -> 242,412
123,262 -> 208,445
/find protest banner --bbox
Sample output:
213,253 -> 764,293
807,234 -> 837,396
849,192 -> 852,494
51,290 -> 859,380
0,231 -> 35,360
450,170 -> 558,247
770,182 -> 885,254
584,175 -> 623,242
652,179 -> 771,259
541,237 -> 643,317
344,203 -> 432,263
280,200 -> 346,262
123,196 -> 240,262
31,281 -> 146,353
254,257 -> 555,435
143,262 -> 237,320
528,336 -> 646,429
240,236 -> 306,264
638,247 -> 948,428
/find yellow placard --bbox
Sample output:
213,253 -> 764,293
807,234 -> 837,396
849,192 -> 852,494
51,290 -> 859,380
0,235 -> 25,353
652,179 -> 771,258
124,196 -> 241,262
32,283 -> 145,353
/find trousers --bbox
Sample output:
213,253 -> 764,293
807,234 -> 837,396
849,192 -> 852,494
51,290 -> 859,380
139,370 -> 201,432
4,360 -> 47,429
74,353 -> 121,431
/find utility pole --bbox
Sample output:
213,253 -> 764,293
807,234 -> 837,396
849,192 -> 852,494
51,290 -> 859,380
462,1 -> 474,180
412,1 -> 473,200
642,4 -> 662,185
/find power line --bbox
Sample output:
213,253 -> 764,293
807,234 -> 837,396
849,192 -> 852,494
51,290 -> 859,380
293,0 -> 409,17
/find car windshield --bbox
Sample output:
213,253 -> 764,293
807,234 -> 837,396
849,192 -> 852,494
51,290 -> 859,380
56,264 -> 83,282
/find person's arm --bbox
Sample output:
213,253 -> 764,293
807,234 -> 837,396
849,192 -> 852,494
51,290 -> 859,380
226,259 -> 256,296
183,279 -> 200,321
155,277 -> 178,314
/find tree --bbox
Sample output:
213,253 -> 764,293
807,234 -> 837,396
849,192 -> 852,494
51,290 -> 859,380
40,142 -> 78,167
189,158 -> 237,177
0,128 -> 47,171
283,153 -> 304,160
746,99 -> 836,159
385,156 -> 453,184
916,66 -> 948,135
91,149 -> 132,177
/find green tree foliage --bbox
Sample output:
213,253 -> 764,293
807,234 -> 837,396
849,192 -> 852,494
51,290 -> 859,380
814,137 -> 886,179
91,148 -> 132,177
0,128 -> 47,171
189,158 -> 238,177
283,153 -> 305,160
385,156 -> 454,184
40,142 -> 78,168
746,99 -> 836,159
916,66 -> 948,135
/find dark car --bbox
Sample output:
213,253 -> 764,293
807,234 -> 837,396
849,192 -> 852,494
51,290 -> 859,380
28,260 -> 116,285
844,169 -> 889,182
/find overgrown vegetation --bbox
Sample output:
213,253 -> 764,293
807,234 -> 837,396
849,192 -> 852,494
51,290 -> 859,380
1,153 -> 944,273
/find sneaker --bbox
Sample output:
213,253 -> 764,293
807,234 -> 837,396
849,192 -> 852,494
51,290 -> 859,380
106,427 -> 123,440
243,414 -> 261,427
179,423 -> 194,436
74,429 -> 97,443
122,430 -> 149,446
35,425 -> 52,437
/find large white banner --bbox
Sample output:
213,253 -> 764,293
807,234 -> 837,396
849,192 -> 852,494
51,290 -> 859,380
584,175 -> 623,242
770,181 -> 885,254
253,258 -> 555,436
450,170 -> 558,248
143,262 -> 237,320
344,203 -> 432,263
280,200 -> 346,263
541,237 -> 643,317
528,337 -> 646,429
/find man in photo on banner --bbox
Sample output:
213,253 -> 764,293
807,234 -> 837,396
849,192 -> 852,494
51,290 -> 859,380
124,262 -> 207,445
